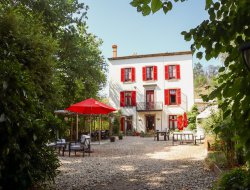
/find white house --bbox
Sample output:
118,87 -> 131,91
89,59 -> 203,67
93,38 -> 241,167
109,45 -> 194,133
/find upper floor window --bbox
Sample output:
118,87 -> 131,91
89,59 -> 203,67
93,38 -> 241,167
121,67 -> 135,82
165,65 -> 180,80
143,66 -> 157,81
120,91 -> 136,107
164,89 -> 181,105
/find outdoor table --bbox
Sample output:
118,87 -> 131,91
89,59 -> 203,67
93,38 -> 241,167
172,132 -> 195,145
156,131 -> 168,141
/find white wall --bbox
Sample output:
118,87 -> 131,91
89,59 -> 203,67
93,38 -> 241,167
109,54 -> 194,132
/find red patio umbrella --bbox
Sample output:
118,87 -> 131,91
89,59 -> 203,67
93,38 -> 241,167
183,112 -> 188,128
177,115 -> 183,131
65,98 -> 116,141
66,98 -> 116,115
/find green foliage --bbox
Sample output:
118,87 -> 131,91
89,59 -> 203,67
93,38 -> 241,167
0,7 -> 60,189
187,105 -> 199,131
214,168 -> 250,190
206,151 -> 228,169
0,0 -> 107,188
130,0 -> 250,164
113,116 -> 120,135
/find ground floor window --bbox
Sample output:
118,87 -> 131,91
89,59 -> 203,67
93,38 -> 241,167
169,115 -> 177,130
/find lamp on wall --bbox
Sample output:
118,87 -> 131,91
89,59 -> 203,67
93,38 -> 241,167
138,118 -> 142,121
157,118 -> 160,121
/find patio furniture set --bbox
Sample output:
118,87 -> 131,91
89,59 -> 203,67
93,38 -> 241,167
154,130 -> 205,145
48,134 -> 91,157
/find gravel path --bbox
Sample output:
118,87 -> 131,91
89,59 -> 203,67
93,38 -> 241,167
52,136 -> 216,190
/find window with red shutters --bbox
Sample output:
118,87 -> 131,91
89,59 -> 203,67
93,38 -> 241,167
120,91 -> 125,107
166,65 -> 181,80
165,88 -> 181,105
143,66 -> 157,81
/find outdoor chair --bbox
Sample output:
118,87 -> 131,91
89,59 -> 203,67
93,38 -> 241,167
55,139 -> 66,155
68,141 -> 84,157
194,132 -> 205,144
154,130 -> 159,141
81,136 -> 91,156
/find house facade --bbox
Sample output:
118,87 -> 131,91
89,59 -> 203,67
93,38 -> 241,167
109,45 -> 194,134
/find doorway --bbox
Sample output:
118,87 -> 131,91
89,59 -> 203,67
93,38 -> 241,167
145,115 -> 155,132
146,90 -> 154,109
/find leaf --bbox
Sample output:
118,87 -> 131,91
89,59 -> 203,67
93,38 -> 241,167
142,4 -> 151,16
218,67 -> 225,73
205,0 -> 213,10
151,0 -> 162,13
196,52 -> 203,59
130,0 -> 140,7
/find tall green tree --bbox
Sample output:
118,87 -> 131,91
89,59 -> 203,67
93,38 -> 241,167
0,0 -> 107,188
130,0 -> 250,163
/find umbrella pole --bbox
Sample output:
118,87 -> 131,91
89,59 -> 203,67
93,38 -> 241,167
99,115 -> 101,145
76,114 -> 79,141
90,116 -> 92,142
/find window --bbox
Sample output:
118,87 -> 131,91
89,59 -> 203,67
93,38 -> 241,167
120,91 -> 136,107
143,66 -> 157,81
165,65 -> 180,80
164,89 -> 181,105
169,115 -> 177,130
125,68 -> 132,81
125,91 -> 132,106
169,89 -> 177,104
146,66 -> 153,80
121,68 -> 135,82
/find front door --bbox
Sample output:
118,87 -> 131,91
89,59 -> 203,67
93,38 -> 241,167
146,90 -> 154,109
146,115 -> 155,132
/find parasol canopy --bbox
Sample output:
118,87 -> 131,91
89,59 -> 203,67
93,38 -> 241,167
66,98 -> 116,115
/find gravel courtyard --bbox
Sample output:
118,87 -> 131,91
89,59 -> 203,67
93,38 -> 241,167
53,136 -> 216,190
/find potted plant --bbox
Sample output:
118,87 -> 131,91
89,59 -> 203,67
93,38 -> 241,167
110,136 -> 115,142
118,133 -> 123,140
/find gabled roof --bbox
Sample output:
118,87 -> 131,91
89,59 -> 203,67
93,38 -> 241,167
108,51 -> 192,61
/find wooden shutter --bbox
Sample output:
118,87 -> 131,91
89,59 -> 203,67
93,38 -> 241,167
131,91 -> 136,106
132,67 -> 135,82
164,89 -> 169,105
176,65 -> 180,79
165,65 -> 169,80
142,67 -> 146,81
120,117 -> 125,132
120,91 -> 125,107
153,66 -> 157,80
121,68 -> 125,82
176,89 -> 181,104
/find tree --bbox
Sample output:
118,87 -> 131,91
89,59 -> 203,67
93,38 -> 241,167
0,0 -> 107,188
194,62 -> 205,78
130,0 -> 250,163
0,7 -> 60,189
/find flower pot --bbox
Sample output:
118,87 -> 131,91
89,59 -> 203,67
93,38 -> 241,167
110,136 -> 115,142
118,135 -> 123,140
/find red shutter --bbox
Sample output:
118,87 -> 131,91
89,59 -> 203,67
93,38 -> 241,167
132,67 -> 135,82
164,89 -> 169,105
121,68 -> 125,82
120,117 -> 125,132
120,91 -> 125,107
153,66 -> 157,80
177,89 -> 181,104
131,91 -> 136,106
165,65 -> 169,80
142,67 -> 146,81
176,65 -> 180,79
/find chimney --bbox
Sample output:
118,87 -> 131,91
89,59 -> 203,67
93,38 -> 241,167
112,44 -> 117,58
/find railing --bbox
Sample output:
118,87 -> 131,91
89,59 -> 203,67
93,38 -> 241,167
136,102 -> 163,111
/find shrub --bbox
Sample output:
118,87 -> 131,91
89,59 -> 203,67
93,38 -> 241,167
214,168 -> 250,190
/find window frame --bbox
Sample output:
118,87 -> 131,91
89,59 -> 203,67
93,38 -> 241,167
169,115 -> 177,130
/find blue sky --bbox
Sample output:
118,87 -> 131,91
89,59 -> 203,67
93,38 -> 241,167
82,0 -> 220,68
